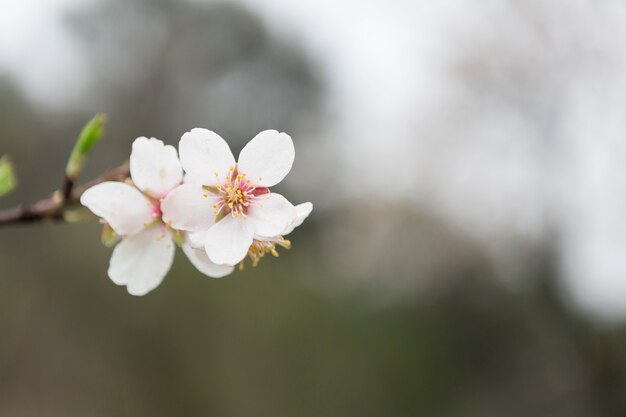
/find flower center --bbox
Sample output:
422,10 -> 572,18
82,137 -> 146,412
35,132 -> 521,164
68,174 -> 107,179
210,167 -> 268,218
152,200 -> 163,219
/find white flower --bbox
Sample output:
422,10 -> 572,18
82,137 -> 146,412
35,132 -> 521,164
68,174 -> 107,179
162,129 -> 298,266
81,137 -> 234,296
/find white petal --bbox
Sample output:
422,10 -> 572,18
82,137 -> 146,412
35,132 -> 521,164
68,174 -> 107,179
187,231 -> 207,249
130,137 -> 183,198
108,226 -> 175,296
204,215 -> 255,265
248,193 -> 297,238
80,181 -> 154,236
282,202 -> 313,235
161,183 -> 217,232
179,128 -> 235,185
237,130 -> 295,187
182,242 -> 234,278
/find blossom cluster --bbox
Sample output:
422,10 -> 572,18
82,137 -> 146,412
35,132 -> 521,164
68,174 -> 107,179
81,129 -> 312,295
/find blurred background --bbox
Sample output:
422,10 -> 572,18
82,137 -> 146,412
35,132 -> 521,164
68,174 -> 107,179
1,0 -> 626,415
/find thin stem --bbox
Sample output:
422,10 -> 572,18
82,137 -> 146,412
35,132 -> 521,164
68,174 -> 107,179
0,163 -> 129,228
61,174 -> 75,202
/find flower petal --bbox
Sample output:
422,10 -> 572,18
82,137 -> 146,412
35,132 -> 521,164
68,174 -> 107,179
80,181 -> 154,236
179,128 -> 235,185
237,130 -> 295,187
281,202 -> 313,235
130,137 -> 182,198
204,215 -> 255,265
108,226 -> 175,296
248,193 -> 296,237
182,241 -> 234,278
187,231 -> 207,249
161,183 -> 218,232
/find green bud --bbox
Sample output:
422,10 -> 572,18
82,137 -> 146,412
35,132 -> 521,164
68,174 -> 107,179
0,155 -> 16,197
65,113 -> 107,180
101,223 -> 120,247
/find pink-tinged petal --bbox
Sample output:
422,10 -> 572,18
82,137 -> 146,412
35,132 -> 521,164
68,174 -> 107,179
182,241 -> 234,278
130,137 -> 182,198
248,193 -> 296,238
281,202 -> 313,235
187,231 -> 207,249
204,215 -> 255,265
80,181 -> 154,236
179,128 -> 235,185
108,226 -> 175,296
237,130 -> 295,187
161,183 -> 218,232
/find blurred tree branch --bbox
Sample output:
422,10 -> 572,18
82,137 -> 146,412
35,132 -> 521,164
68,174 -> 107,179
0,163 -> 129,227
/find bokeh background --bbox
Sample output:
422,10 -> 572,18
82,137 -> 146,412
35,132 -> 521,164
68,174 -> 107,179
2,0 -> 626,416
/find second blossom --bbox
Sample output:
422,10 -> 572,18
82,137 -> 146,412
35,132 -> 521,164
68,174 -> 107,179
162,129 -> 297,266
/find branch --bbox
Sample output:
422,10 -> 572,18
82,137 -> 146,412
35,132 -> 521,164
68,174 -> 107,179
0,163 -> 129,228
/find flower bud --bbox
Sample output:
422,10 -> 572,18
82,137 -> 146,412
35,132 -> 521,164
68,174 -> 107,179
0,155 -> 16,197
65,113 -> 107,180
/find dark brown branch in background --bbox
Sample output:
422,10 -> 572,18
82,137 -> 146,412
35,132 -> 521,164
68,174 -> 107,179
0,163 -> 129,227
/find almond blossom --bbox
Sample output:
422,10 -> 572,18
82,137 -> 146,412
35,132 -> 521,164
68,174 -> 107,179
80,137 -> 233,296
161,129 -> 298,266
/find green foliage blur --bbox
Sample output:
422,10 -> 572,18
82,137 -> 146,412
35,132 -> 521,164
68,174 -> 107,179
0,155 -> 16,197
0,1 -> 625,416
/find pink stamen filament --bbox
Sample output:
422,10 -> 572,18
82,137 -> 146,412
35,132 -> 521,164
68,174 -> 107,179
211,169 -> 269,218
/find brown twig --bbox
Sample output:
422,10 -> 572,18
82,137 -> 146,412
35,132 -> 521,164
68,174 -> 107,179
61,174 -> 75,202
0,163 -> 129,228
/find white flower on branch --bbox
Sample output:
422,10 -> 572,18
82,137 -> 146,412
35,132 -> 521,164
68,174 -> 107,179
161,129 -> 300,266
80,137 -> 233,296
